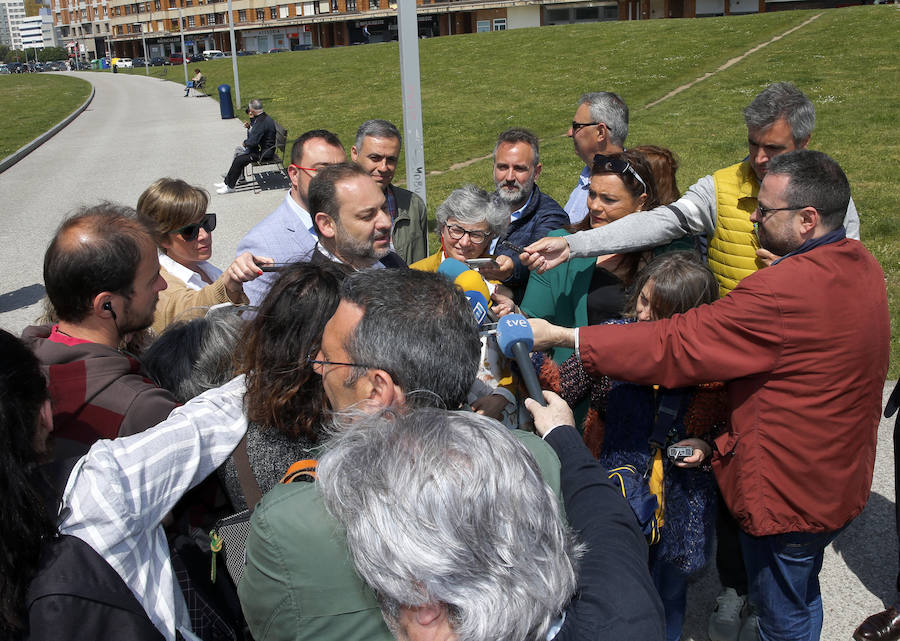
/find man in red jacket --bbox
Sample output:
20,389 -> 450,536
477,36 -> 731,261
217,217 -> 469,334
529,150 -> 890,641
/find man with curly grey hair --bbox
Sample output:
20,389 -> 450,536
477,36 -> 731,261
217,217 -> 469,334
238,268 -> 567,641
317,400 -> 665,641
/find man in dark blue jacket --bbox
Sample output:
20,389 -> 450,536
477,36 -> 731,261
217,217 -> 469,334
480,127 -> 569,303
216,99 -> 278,194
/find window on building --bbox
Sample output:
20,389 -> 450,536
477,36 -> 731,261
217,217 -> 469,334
575,7 -> 599,19
154,0 -> 160,9
318,0 -> 328,13
269,6 -> 277,18
279,5 -> 288,17
476,19 -> 489,32
492,18 -> 506,30
238,9 -> 246,21
124,5 -> 130,14
346,0 -> 356,10
207,12 -> 215,23
187,14 -> 194,25
255,8 -> 264,19
545,8 -> 568,22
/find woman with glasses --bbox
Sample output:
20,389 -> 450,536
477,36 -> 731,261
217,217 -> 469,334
520,150 -> 690,367
137,178 -> 272,334
410,185 -> 518,425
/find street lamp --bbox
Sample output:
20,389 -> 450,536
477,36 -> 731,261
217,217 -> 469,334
137,21 -> 149,75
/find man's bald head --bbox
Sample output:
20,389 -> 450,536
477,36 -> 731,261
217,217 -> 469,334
44,203 -> 155,322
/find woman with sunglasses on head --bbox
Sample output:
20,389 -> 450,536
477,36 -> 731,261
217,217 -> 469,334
520,150 -> 669,365
137,178 -> 272,334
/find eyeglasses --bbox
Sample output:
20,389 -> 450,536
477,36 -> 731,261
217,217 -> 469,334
306,351 -> 379,372
592,154 -> 648,193
444,224 -> 492,245
755,204 -> 803,220
290,164 -> 320,173
174,213 -> 216,241
572,120 -> 601,134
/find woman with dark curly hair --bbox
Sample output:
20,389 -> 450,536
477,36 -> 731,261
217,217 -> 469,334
220,261 -> 346,510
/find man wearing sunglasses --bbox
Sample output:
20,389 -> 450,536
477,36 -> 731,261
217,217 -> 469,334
215,98 -> 277,194
21,204 -> 178,460
236,129 -> 346,306
563,91 -> 629,224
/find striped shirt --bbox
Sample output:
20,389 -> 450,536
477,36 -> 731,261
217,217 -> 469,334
58,375 -> 248,641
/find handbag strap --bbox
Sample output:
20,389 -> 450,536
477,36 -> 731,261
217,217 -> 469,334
233,436 -> 263,509
649,388 -> 691,450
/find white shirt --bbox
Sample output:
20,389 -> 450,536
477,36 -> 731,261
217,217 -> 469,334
158,252 -> 223,291
563,165 -> 591,224
58,376 -> 248,641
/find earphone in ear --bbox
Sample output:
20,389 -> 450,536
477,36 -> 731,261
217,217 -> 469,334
103,301 -> 117,319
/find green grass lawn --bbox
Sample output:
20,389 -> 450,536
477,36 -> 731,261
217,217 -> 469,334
103,5 -> 900,372
0,74 -> 91,159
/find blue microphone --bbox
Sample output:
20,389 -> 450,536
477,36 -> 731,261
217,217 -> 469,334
436,257 -> 469,282
496,314 -> 546,406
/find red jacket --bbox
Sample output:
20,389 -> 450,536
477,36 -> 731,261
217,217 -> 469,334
578,238 -> 889,536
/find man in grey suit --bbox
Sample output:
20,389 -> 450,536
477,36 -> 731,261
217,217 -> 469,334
236,129 -> 346,307
350,119 -> 428,264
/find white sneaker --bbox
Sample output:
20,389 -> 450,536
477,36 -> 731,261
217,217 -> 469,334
213,181 -> 226,188
216,185 -> 235,194
709,587 -> 749,641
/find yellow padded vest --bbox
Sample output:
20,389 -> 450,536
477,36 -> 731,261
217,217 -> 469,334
708,161 -> 765,296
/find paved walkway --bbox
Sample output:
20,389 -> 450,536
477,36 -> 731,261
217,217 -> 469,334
0,70 -> 896,641
0,70 -> 283,332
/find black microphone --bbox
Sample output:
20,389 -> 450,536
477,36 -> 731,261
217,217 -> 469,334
496,314 -> 546,407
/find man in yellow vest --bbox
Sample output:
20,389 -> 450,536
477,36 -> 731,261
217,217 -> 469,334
522,82 -> 860,297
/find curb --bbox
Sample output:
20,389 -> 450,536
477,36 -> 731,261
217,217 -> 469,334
0,80 -> 96,174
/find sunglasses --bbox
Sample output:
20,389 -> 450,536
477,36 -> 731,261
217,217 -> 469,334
571,120 -> 601,134
592,154 -> 647,193
174,213 -> 216,241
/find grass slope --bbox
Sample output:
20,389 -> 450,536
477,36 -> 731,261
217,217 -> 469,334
128,6 -> 900,372
0,74 -> 91,159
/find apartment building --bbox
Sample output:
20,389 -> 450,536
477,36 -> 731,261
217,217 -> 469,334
51,0 -> 110,59
0,0 -> 26,49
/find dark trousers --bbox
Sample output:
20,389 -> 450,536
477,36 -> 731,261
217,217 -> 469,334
224,153 -> 255,188
889,381 -> 900,593
716,490 -> 749,595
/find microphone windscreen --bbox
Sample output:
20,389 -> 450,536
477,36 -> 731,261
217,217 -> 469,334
436,257 -> 469,282
453,269 -> 490,302
496,314 -> 534,359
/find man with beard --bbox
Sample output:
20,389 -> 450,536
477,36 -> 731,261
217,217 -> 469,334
528,150 -> 890,641
479,127 -> 567,303
309,163 -> 406,270
350,119 -> 428,264
21,203 -> 178,460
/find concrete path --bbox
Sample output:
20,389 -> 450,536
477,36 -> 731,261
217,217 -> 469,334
0,70 -> 283,333
1,70 -> 896,641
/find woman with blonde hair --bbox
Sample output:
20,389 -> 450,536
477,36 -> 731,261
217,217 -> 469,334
137,177 -> 271,333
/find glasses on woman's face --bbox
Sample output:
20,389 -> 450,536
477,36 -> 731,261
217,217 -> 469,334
174,213 -> 217,241
444,224 -> 491,245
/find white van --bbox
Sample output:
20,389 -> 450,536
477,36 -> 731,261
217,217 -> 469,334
203,50 -> 225,60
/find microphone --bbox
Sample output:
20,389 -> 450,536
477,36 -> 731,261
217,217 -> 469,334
496,314 -> 546,406
454,269 -> 491,327
436,257 -> 469,282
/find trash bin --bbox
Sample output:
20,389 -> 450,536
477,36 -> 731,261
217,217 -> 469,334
218,84 -> 235,119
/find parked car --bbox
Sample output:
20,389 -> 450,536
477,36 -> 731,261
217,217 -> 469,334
0,64 -> 9,74
236,50 -> 256,56
132,57 -> 147,67
115,58 -> 133,68
169,53 -> 184,64
267,48 -> 289,54
203,49 -> 225,60
149,56 -> 167,66
188,53 -> 204,62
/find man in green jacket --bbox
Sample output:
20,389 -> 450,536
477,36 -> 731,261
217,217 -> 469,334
351,119 -> 428,264
238,269 -> 562,641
